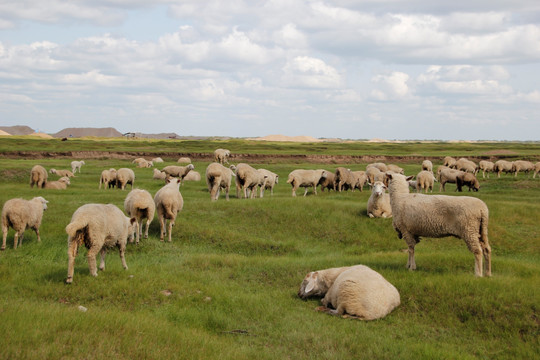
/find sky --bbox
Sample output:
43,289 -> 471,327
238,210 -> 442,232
0,1 -> 539,141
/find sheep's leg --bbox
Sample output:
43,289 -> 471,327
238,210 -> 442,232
144,219 -> 150,239
159,216 -> 166,241
118,242 -> 128,270
35,227 -> 40,242
464,235 -> 484,277
87,246 -> 101,277
210,183 -> 219,201
481,241 -> 492,277
291,184 -> 297,197
99,249 -> 107,271
66,239 -> 78,284
1,226 -> 7,250
403,233 -> 418,270
168,220 -> 174,242
303,187 -> 308,196
313,185 -> 317,195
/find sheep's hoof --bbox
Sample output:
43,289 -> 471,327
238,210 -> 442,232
65,277 -> 73,284
0,247 -> 5,251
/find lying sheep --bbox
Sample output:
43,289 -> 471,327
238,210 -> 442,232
439,168 -> 464,192
298,265 -> 400,320
99,168 -> 117,189
456,158 -> 478,174
71,160 -> 85,173
65,204 -> 136,284
136,159 -> 153,168
152,168 -> 167,180
287,169 -> 327,197
257,169 -> 279,197
335,167 -> 355,192
124,189 -> 155,244
206,163 -> 236,201
30,165 -> 47,188
494,160 -> 513,178
235,163 -> 267,199
387,164 -> 404,174
386,173 -> 491,277
479,160 -> 495,179
2,196 -> 48,250
183,171 -> 201,182
367,181 -> 392,218
318,171 -> 336,192
49,168 -> 75,178
177,157 -> 191,164
116,168 -> 135,190
154,178 -> 184,242
214,149 -> 231,165
534,162 -> 540,178
512,160 -> 535,177
132,158 -> 147,165
152,157 -> 164,163
456,172 -> 480,192
162,164 -> 194,182
416,170 -> 436,193
421,160 -> 433,173
443,156 -> 457,168
44,176 -> 71,190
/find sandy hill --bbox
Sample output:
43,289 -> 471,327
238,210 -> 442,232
0,130 -> 11,136
53,127 -> 123,138
0,125 -> 35,135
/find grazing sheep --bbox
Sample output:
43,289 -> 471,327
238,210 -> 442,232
65,204 -> 136,284
387,164 -> 404,174
206,163 -> 236,201
534,162 -> 540,178
235,163 -> 267,199
443,156 -> 457,168
49,168 -> 75,178
162,164 -> 194,182
2,196 -> 48,250
367,181 -> 392,218
257,169 -> 279,197
152,168 -> 167,181
71,160 -> 85,173
456,158 -> 478,175
439,168 -> 465,192
124,189 -> 155,244
479,160 -> 495,179
154,178 -> 184,242
367,162 -> 388,172
287,169 -> 327,197
30,165 -> 48,188
214,149 -> 231,165
177,157 -> 191,164
512,160 -> 535,177
116,168 -> 135,190
366,166 -> 383,186
44,176 -> 71,190
152,157 -> 164,163
183,171 -> 201,182
335,167 -> 355,192
456,172 -> 480,192
318,171 -> 336,192
386,172 -> 491,277
352,171 -> 368,192
416,170 -> 436,193
494,160 -> 513,178
99,168 -> 117,189
436,165 -> 449,178
421,160 -> 433,173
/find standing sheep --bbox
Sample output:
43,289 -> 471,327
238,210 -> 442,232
534,162 -> 540,178
387,164 -> 404,174
438,168 -> 465,192
44,177 -> 71,190
494,160 -> 513,178
116,168 -> 135,190
352,171 -> 368,192
154,178 -> 184,242
286,169 -> 327,197
71,160 -> 85,173
366,166 -> 384,186
30,165 -> 48,188
214,149 -> 231,165
443,156 -> 457,168
367,162 -> 388,172
2,196 -> 48,250
512,160 -> 535,177
456,158 -> 478,175
257,169 -> 279,197
456,172 -> 480,192
99,168 -> 117,189
49,169 -> 75,178
479,160 -> 495,179
124,189 -> 155,244
318,171 -> 336,192
386,173 -> 491,277
367,181 -> 392,218
421,160 -> 433,173
335,167 -> 355,192
65,204 -> 136,284
206,163 -> 236,201
235,163 -> 267,199
416,170 -> 436,193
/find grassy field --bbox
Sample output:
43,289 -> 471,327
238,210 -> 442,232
0,138 -> 538,359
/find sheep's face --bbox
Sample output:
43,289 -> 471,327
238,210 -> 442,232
298,271 -> 323,299
372,181 -> 386,196
35,197 -> 49,211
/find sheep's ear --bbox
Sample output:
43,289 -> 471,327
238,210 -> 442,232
385,172 -> 393,180
406,175 -> 414,181
304,272 -> 318,293
130,217 -> 137,225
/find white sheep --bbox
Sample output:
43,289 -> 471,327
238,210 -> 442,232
443,156 -> 457,168
494,160 -> 513,177
456,158 -> 478,175
1,196 -> 48,250
286,169 -> 327,197
214,149 -> 231,165
367,181 -> 392,218
49,168 -> 75,178
416,170 -> 436,193
367,162 -> 388,172
235,163 -> 267,199
116,168 -> 135,190
478,160 -> 495,179
30,165 -> 47,188
65,203 -> 136,284
152,168 -> 167,181
438,168 -> 464,192
206,163 -> 236,201
99,168 -> 117,189
456,172 -> 480,192
366,166 -> 383,186
534,162 -> 540,178
154,178 -> 184,242
335,167 -> 355,191
352,170 -> 368,192
136,159 -> 153,168
132,158 -> 147,165
152,157 -> 164,163
44,176 -> 71,190
183,171 -> 201,182
124,189 -> 155,244
71,160 -> 85,173
162,164 -> 194,182
257,169 -> 279,197
421,160 -> 433,173
386,172 -> 491,277
512,160 -> 535,177
387,164 -> 404,174
318,171 -> 336,192
177,157 -> 191,164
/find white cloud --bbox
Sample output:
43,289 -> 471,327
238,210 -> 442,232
283,56 -> 343,88
371,71 -> 411,101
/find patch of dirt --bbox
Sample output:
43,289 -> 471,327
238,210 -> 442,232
483,149 -> 519,156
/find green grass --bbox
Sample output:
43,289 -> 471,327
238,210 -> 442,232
0,140 -> 538,359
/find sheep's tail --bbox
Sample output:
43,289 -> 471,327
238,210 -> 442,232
66,218 -> 89,239
479,207 -> 489,246
286,175 -> 293,184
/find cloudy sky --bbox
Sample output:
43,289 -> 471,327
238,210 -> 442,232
1,1 -> 539,140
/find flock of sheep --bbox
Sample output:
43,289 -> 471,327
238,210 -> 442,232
1,149 -> 538,320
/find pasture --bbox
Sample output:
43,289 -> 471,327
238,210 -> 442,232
0,138 -> 538,359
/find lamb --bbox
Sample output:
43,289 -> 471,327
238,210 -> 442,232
71,160 -> 85,173
298,265 -> 400,320
152,157 -> 164,163
443,156 -> 457,168
286,169 -> 327,197
534,162 -> 540,178
154,177 -> 184,242
152,168 -> 167,181
494,160 -> 513,177
65,203 -> 136,284
49,168 -> 75,178
335,167 -> 355,191
30,165 -> 47,188
115,168 -> 135,190
456,158 -> 478,174
214,148 -> 231,165
124,189 -> 155,244
162,164 -> 194,181
367,181 -> 392,218
438,168 -> 465,192
183,171 -> 201,182
2,196 -> 48,250
44,176 -> 71,190
416,170 -> 436,193
257,169 -> 279,197
421,160 -> 433,173
478,160 -> 495,179
387,164 -> 404,174
512,160 -> 535,177
99,168 -> 117,189
206,163 -> 236,201
318,171 -> 336,192
352,171 -> 368,192
386,172 -> 491,277
177,157 -> 191,164
235,163 -> 267,199
456,172 -> 480,192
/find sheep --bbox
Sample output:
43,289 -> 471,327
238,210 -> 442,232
65,204 -> 136,284
335,167 -> 355,192
152,157 -> 164,163
183,171 -> 201,182
387,164 -> 404,174
214,148 -> 231,165
298,265 -> 400,320
235,163 -> 267,199
456,172 -> 480,192
44,176 -> 71,190
494,160 -> 513,178
478,160 -> 495,179
71,160 -> 85,173
443,156 -> 457,168
385,172 -> 491,277
206,163 -> 236,201
318,171 -> 336,192
416,170 -> 436,193
2,196 -> 48,250
421,160 -> 433,173
124,189 -> 155,244
352,171 -> 368,192
162,164 -> 194,182
132,158 -> 147,165
49,168 -> 75,178
367,162 -> 388,172
30,165 -> 47,188
436,165 -> 449,178
177,157 -> 191,164
456,158 -> 478,175
257,169 -> 279,197
286,169 -> 327,197
116,168 -> 135,190
439,168 -> 465,192
512,160 -> 535,177
136,159 -> 153,168
367,181 -> 392,218
534,162 -> 540,178
408,180 -> 417,191
99,168 -> 117,189
152,168 -> 167,181
366,166 -> 383,186
154,177 -> 184,242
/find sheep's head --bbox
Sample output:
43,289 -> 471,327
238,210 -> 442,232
49,169 -> 56,174
372,181 -> 386,196
386,173 -> 413,194
187,164 -> 195,170
34,196 -> 49,211
275,174 -> 279,184
298,271 -> 324,299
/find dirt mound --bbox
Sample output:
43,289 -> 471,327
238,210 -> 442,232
53,127 -> 123,138
28,132 -> 54,139
248,134 -> 323,142
0,125 -> 34,135
0,130 -> 11,136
